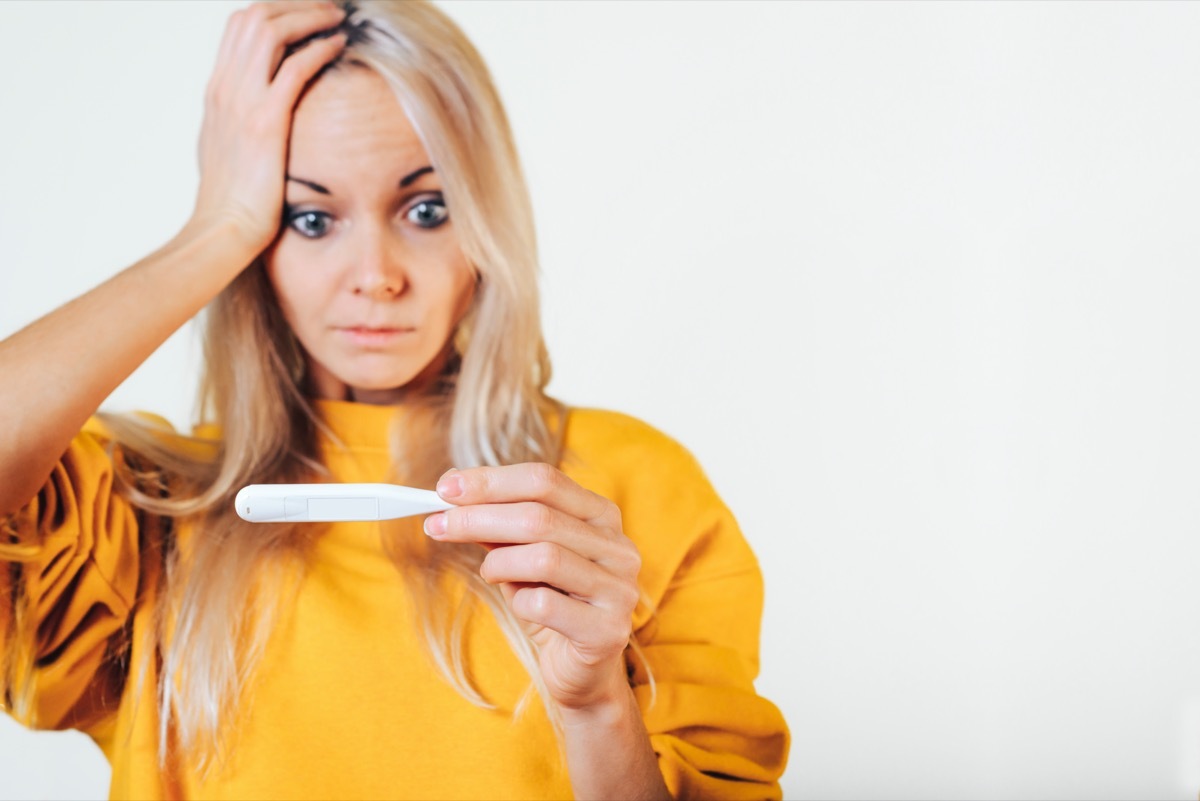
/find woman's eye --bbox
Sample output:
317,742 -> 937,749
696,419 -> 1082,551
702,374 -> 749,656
406,198 -> 449,229
286,210 -> 333,239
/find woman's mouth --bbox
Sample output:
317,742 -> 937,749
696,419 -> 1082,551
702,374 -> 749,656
338,326 -> 414,348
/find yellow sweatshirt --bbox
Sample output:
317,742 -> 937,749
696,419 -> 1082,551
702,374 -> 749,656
2,400 -> 789,799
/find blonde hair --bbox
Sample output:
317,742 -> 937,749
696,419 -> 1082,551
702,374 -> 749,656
5,0 -> 568,775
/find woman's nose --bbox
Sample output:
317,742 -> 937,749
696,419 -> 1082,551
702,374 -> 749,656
351,224 -> 408,299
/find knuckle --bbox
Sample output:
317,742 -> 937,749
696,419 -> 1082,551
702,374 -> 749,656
531,541 -> 561,576
244,110 -> 279,139
245,11 -> 275,40
241,13 -> 265,35
624,546 -> 643,578
528,462 -> 560,497
602,499 -> 623,531
516,586 -> 551,617
271,57 -> 308,92
522,503 -> 554,538
446,506 -> 469,534
603,616 -> 632,651
537,587 -> 559,614
616,582 -> 641,614
268,60 -> 302,93
245,3 -> 272,24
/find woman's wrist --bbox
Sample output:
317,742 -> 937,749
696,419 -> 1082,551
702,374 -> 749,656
552,657 -> 634,721
556,675 -> 671,800
558,678 -> 638,729
561,681 -> 638,729
176,212 -> 268,270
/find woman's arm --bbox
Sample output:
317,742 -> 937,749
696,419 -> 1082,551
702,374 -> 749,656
560,685 -> 673,801
0,221 -> 252,516
0,1 -> 348,517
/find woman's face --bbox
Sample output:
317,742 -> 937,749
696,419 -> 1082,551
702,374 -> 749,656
264,67 -> 476,405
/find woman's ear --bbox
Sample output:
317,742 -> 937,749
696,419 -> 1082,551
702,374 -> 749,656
453,313 -> 474,358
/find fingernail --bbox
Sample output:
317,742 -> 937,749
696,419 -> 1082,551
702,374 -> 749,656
424,513 -> 446,537
437,473 -> 464,499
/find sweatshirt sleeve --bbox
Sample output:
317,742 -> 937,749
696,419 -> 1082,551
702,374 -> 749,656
564,411 -> 791,800
629,493 -> 790,800
0,417 -> 143,733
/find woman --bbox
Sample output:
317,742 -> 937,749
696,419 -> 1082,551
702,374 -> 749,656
0,1 -> 788,798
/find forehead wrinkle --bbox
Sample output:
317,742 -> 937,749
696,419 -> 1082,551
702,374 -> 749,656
287,69 -> 432,201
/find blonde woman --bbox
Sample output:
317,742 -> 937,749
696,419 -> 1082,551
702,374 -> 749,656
0,1 -> 788,798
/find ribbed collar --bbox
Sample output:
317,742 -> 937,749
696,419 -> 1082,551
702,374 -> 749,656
313,398 -> 406,451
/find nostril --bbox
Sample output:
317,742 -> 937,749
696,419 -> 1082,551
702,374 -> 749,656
352,263 -> 406,297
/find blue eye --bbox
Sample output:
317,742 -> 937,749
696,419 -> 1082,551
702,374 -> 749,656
407,198 -> 449,229
286,209 -> 333,239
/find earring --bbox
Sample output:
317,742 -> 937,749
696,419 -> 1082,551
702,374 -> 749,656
453,322 -> 471,358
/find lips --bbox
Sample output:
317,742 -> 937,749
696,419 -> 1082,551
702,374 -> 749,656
337,325 -> 415,347
340,325 -> 412,334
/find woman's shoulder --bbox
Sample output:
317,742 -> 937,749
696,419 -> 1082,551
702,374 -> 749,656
560,407 -> 701,472
559,408 -> 761,613
558,407 -> 719,509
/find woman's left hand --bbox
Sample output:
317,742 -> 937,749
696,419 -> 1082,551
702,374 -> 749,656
423,464 -> 641,712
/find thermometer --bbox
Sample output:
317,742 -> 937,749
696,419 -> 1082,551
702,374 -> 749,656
235,483 -> 453,523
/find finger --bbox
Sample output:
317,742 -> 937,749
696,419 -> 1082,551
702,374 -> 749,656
268,30 -> 347,106
437,464 -> 618,528
256,0 -> 343,21
214,3 -> 342,94
212,9 -> 244,81
426,501 -> 624,566
251,5 -> 348,82
480,542 -> 639,612
207,7 -> 258,101
508,586 -> 632,655
226,3 -> 286,78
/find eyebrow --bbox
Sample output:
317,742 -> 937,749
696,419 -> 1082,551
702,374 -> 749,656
286,165 -> 436,195
399,166 -> 434,188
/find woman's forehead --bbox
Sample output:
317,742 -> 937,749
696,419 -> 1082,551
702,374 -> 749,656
287,68 -> 431,191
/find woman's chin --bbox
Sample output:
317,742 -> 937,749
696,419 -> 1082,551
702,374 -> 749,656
347,385 -> 412,405
305,350 -> 448,403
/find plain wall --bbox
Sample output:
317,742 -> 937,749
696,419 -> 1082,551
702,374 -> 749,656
3,1 -> 1200,798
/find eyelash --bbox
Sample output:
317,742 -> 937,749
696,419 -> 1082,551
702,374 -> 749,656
282,195 -> 449,239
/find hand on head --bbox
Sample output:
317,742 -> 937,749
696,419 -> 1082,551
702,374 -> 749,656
190,1 -> 348,257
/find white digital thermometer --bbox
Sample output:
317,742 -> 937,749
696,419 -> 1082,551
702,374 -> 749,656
235,483 -> 453,523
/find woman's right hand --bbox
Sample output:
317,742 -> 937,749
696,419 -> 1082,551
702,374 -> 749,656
189,0 -> 348,258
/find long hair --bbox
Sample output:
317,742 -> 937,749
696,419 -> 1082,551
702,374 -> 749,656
8,0 -> 564,774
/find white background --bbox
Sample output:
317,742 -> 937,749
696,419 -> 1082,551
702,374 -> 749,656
2,1 -> 1200,799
